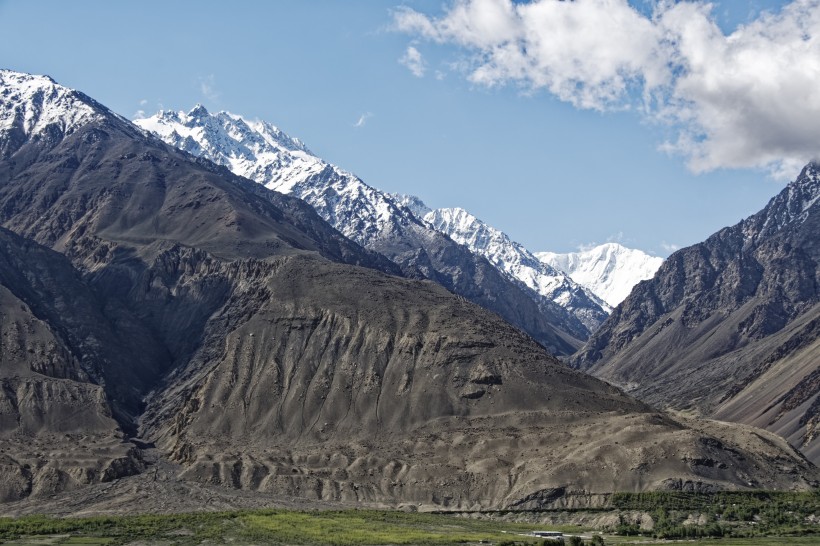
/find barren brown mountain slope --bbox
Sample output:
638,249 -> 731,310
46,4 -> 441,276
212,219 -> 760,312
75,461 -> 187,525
0,71 -> 817,511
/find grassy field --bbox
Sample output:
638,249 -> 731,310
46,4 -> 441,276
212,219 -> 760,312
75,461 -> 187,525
0,510 -> 567,545
0,501 -> 817,545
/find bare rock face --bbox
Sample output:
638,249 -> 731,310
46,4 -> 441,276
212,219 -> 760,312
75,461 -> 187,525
572,164 -> 820,463
0,70 -> 818,511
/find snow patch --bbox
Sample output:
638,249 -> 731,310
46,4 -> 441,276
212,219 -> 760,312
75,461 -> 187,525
0,70 -> 101,142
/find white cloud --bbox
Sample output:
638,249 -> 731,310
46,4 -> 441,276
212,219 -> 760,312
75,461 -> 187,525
354,112 -> 373,128
394,0 -> 820,177
199,74 -> 220,102
134,99 -> 150,119
394,0 -> 666,109
661,241 -> 681,253
656,0 -> 820,177
400,45 -> 427,77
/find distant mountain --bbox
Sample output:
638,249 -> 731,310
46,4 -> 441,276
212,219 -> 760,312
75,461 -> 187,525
2,70 -> 817,510
571,164 -> 820,463
537,243 -> 664,307
422,206 -> 610,331
135,107 -> 605,349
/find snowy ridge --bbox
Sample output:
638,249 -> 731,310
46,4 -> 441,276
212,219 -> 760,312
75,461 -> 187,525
136,106 -> 412,245
425,208 -> 610,330
0,70 -> 102,141
536,243 -> 663,307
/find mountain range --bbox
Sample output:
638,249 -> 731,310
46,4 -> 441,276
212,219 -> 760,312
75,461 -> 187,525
572,164 -> 820,464
135,107 -> 622,348
418,206 -> 611,330
1,70 -> 816,512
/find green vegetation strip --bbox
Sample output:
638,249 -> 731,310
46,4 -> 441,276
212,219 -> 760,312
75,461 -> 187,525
1,492 -> 818,545
610,491 -> 820,539
241,511 -> 533,544
0,510 -> 547,545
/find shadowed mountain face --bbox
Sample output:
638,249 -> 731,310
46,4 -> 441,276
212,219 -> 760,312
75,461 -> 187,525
0,71 -> 818,511
572,164 -> 820,463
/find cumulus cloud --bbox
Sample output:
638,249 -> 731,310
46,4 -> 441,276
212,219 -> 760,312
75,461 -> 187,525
393,0 -> 666,108
657,1 -> 820,175
394,0 -> 820,177
400,45 -> 427,77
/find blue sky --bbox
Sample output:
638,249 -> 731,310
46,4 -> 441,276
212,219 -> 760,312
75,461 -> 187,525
0,0 -> 810,256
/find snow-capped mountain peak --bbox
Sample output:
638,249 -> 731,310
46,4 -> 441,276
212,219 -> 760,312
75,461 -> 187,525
0,70 -> 102,142
537,242 -> 663,307
135,107 -> 413,245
